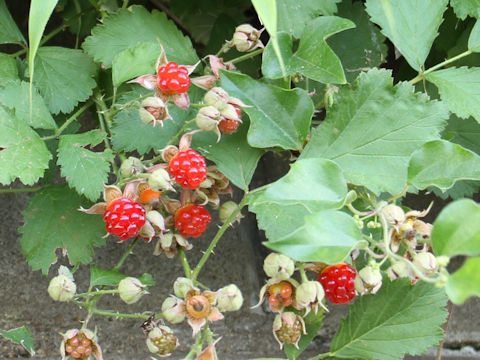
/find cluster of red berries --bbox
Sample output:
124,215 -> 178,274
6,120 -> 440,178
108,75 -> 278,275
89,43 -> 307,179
318,263 -> 356,304
168,149 -> 207,189
103,197 -> 146,241
174,204 -> 212,238
157,61 -> 190,94
267,281 -> 294,310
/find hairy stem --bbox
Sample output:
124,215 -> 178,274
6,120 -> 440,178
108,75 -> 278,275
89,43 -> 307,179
178,247 -> 193,278
114,238 -> 139,271
229,48 -> 264,64
41,100 -> 94,140
75,289 -> 119,298
91,309 -> 153,319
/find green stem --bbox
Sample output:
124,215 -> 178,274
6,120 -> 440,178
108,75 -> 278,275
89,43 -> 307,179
191,197 -> 247,283
91,309 -> 152,319
410,50 -> 473,85
387,184 -> 409,203
0,186 -> 44,193
75,289 -> 119,298
306,352 -> 335,360
229,48 -> 264,64
122,0 -> 129,8
113,238 -> 139,271
298,263 -> 308,283
95,94 -> 119,175
178,248 -> 193,278
347,203 -> 375,217
190,103 -> 205,108
41,100 -> 94,140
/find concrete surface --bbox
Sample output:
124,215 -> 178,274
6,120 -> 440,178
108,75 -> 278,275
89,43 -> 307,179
1,156 -> 480,360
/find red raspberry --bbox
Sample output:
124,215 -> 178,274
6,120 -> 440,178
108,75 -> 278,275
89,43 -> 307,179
219,104 -> 242,134
103,197 -> 146,241
318,263 -> 356,304
168,149 -> 207,189
174,204 -> 212,238
157,61 -> 191,94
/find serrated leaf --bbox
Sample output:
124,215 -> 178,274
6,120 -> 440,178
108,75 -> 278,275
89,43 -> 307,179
33,46 -> 96,114
0,80 -> 57,130
193,119 -> 263,191
0,106 -> 51,185
0,0 -> 25,44
219,70 -> 313,150
90,265 -> 155,287
408,140 -> 480,191
248,158 -> 347,242
83,6 -> 198,67
262,17 -> 355,84
468,20 -> 480,51
284,310 -> 324,360
328,0 -> 388,82
300,69 -> 448,195
431,198 -> 480,257
57,130 -> 113,201
60,0 -> 97,38
366,0 -> 448,71
330,279 -> 448,360
444,115 -> 480,155
0,326 -> 35,355
446,257 -> 480,304
0,53 -> 18,84
450,0 -> 480,20
19,185 -> 106,274
425,67 -> 480,122
112,42 -> 161,87
277,0 -> 342,38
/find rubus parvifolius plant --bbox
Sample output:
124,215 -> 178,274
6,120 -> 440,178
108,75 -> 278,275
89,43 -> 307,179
3,0 -> 480,359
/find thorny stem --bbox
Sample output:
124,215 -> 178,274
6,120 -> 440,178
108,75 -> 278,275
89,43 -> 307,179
113,238 -> 139,271
229,48 -> 264,64
436,301 -> 454,360
191,196 -> 247,283
75,289 -> 119,298
41,100 -> 94,140
91,309 -> 153,319
95,94 -> 119,175
178,247 -> 193,278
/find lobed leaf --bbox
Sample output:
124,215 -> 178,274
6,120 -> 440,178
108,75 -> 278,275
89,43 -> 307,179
330,278 -> 448,360
0,326 -> 35,356
90,265 -> 155,287
450,0 -> 480,20
19,185 -> 106,274
301,68 -> 448,195
0,0 -> 25,44
446,257 -> 480,304
57,130 -> 113,201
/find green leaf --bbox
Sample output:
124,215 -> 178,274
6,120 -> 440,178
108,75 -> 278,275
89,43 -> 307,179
0,53 -> 18,84
112,42 -> 161,87
0,326 -> 35,356
328,0 -> 388,82
60,0 -> 97,38
193,119 -> 264,191
0,0 -> 25,44
33,46 -> 97,114
425,67 -> 480,122
446,257 -> 480,304
90,265 -> 155,287
57,130 -> 113,201
468,20 -> 480,51
366,0 -> 448,71
19,185 -> 106,274
0,80 -> 57,130
408,140 -> 480,191
450,0 -> 480,20
262,17 -> 355,84
248,158 -> 347,243
284,310 -> 324,359
219,70 -> 313,150
277,0 -> 342,38
0,106 -> 51,185
444,115 -> 480,155
83,6 -> 198,67
301,69 -> 448,195
330,278 -> 448,360
431,198 -> 480,257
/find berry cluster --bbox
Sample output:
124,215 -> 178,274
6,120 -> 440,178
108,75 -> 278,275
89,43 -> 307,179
318,263 -> 356,304
157,61 -> 191,94
103,197 -> 146,241
218,104 -> 242,134
64,334 -> 93,359
174,204 -> 212,238
168,149 -> 207,189
267,281 -> 294,310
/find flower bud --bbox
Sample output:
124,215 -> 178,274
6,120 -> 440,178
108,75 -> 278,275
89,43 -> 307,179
218,201 -> 243,224
355,266 -> 382,295
146,210 -> 165,232
232,24 -> 264,52
146,326 -> 179,357
139,96 -> 171,126
204,87 -> 230,110
148,168 -> 175,192
413,252 -> 437,276
272,312 -> 306,349
436,255 -> 450,268
216,284 -> 243,312
195,106 -> 221,132
173,277 -> 194,298
387,260 -> 412,281
295,281 -> 326,314
118,277 -> 148,304
119,157 -> 144,178
48,266 -> 76,302
263,253 -> 295,280
162,296 -> 186,324
381,203 -> 406,228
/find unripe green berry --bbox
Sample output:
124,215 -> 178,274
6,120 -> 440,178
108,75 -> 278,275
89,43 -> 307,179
119,157 -> 144,178
48,274 -> 76,302
216,284 -> 243,312
161,296 -> 185,324
263,253 -> 295,280
118,277 -> 148,304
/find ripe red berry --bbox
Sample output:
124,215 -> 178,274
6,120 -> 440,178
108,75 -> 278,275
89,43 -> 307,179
168,149 -> 207,189
174,204 -> 212,238
157,61 -> 191,94
318,263 -> 356,304
218,105 -> 242,134
103,197 -> 146,241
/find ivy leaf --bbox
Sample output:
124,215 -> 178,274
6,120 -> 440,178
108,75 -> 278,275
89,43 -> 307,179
112,41 -> 161,87
446,257 -> 480,305
33,46 -> 97,114
219,70 -> 313,150
300,69 -> 448,195
0,0 -> 25,44
90,265 -> 155,287
450,0 -> 480,20
330,278 -> 448,360
0,106 -> 51,185
193,119 -> 264,191
366,0 -> 448,71
19,185 -> 106,274
57,130 -> 113,201
328,0 -> 388,82
248,158 -> 347,243
262,17 -> 355,84
277,0 -> 342,38
0,80 -> 57,130
408,140 -> 480,191
425,67 -> 480,122
0,326 -> 35,356
431,198 -> 480,257
468,20 -> 480,52
284,311 -> 324,359
0,53 -> 18,84
82,6 -> 198,67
